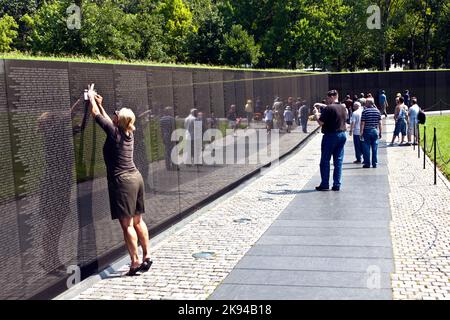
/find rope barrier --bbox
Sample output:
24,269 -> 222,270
436,140 -> 450,167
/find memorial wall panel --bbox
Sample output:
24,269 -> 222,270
68,62 -> 118,265
223,71 -> 236,112
209,70 -> 225,117
424,71 -> 436,109
234,71 -> 246,114
193,69 -> 211,115
0,60 -> 24,299
5,59 -> 78,297
173,69 -> 194,118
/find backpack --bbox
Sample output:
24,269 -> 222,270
417,109 -> 426,124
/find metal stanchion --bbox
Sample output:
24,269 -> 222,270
423,126 -> 426,170
417,124 -> 420,158
434,127 -> 437,185
414,124 -> 416,151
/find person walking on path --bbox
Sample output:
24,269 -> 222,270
407,97 -> 420,145
284,106 -> 294,133
360,98 -> 382,168
313,90 -> 348,192
379,90 -> 388,118
390,97 -> 408,146
87,84 -> 152,276
350,101 -> 363,163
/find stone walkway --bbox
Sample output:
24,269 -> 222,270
61,119 -> 450,300
386,120 -> 450,300
211,122 -> 394,299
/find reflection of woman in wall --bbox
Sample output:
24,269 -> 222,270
87,84 -> 152,276
133,108 -> 152,190
37,109 -> 74,274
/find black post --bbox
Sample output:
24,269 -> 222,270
434,127 -> 437,185
417,124 -> 420,158
414,123 -> 416,151
423,126 -> 426,169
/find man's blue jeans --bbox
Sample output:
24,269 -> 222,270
362,128 -> 379,167
320,132 -> 347,189
353,135 -> 362,162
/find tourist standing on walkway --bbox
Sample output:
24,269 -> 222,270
273,97 -> 284,130
227,104 -> 238,135
245,99 -> 253,127
264,105 -> 273,133
284,106 -> 294,133
299,102 -> 309,133
360,98 -> 382,168
407,97 -> 420,145
379,90 -> 388,117
350,101 -> 363,163
390,97 -> 408,145
160,106 -> 177,171
87,84 -> 152,276
403,90 -> 411,107
313,90 -> 348,191
294,97 -> 302,126
208,112 -> 218,129
343,95 -> 353,124
185,108 -> 198,164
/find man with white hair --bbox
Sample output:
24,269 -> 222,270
407,97 -> 420,145
350,101 -> 363,163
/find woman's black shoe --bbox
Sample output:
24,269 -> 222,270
315,186 -> 329,191
126,264 -> 143,276
140,258 -> 153,272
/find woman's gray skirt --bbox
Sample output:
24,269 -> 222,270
107,170 -> 145,220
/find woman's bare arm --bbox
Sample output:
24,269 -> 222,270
95,95 -> 113,123
88,84 -> 100,117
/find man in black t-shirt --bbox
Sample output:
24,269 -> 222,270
313,90 -> 348,191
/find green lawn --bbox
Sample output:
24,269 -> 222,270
420,115 -> 450,179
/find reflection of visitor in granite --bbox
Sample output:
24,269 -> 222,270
208,112 -> 218,129
184,108 -> 198,165
87,84 -> 152,276
159,106 -> 177,171
37,110 -> 74,275
134,109 -> 152,190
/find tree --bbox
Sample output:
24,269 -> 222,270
221,24 -> 261,66
184,1 -> 226,64
157,0 -> 196,61
30,0 -> 80,54
0,14 -> 19,52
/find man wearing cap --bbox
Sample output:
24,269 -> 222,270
313,90 -> 348,191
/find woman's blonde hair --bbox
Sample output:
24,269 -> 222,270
117,108 -> 136,132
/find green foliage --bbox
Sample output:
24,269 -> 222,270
157,0 -> 196,61
222,24 -> 261,66
0,14 -> 19,52
184,1 -> 225,64
2,0 -> 450,70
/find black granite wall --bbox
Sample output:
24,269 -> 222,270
0,59 -> 328,299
